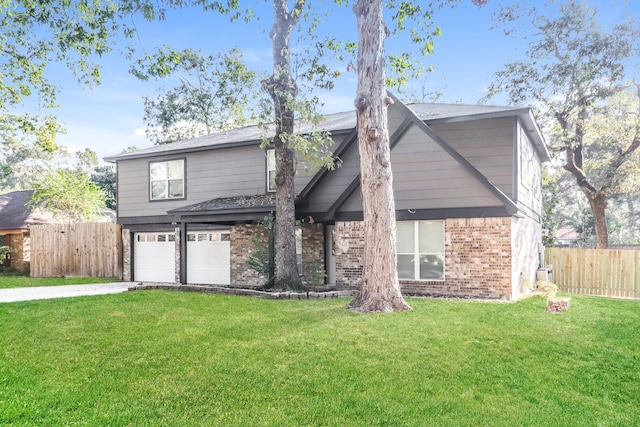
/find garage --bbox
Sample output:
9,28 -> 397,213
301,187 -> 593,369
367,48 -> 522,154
133,232 -> 176,282
187,230 -> 231,285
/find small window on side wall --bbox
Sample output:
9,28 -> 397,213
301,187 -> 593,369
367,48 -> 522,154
266,149 -> 276,193
150,159 -> 185,200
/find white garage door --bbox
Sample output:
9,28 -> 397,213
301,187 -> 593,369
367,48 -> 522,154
187,231 -> 231,285
134,232 -> 176,282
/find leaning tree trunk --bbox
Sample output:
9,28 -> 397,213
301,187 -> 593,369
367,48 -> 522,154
265,0 -> 304,290
348,0 -> 411,313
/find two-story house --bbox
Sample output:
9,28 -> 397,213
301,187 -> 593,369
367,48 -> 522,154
106,95 -> 549,300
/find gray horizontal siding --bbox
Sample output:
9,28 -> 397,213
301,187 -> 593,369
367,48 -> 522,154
338,124 -> 503,213
302,137 -> 361,213
388,102 -> 409,135
117,135 -> 342,218
429,117 -> 514,197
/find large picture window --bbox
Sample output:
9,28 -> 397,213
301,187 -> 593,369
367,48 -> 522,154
150,159 -> 185,200
266,149 -> 276,192
396,221 -> 445,281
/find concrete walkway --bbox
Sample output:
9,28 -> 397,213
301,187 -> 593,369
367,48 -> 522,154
0,282 -> 137,303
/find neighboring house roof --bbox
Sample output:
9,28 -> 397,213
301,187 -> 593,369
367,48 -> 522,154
555,227 -> 580,242
0,190 -> 52,232
0,190 -> 116,230
104,97 -> 549,163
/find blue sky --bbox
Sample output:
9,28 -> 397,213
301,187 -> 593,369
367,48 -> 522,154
29,0 -> 638,161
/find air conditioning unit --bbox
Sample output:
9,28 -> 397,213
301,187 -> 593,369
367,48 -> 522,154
536,265 -> 553,282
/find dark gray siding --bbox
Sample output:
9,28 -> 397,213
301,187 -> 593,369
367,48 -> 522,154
302,137 -> 361,213
117,135 -> 344,218
339,125 -> 503,212
429,117 -> 514,198
388,101 -> 409,135
118,145 -> 266,218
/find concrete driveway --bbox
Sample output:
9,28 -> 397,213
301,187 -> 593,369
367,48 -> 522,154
0,282 -> 137,303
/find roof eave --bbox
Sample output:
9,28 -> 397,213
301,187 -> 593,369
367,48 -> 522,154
104,128 -> 354,163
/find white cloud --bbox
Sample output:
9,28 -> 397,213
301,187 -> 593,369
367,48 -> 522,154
57,122 -> 151,163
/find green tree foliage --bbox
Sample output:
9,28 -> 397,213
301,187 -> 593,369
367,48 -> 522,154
0,115 -> 57,190
485,0 -> 640,248
91,165 -> 117,210
30,168 -> 107,223
28,147 -> 109,222
0,1 -> 121,149
131,47 -> 265,144
541,165 -> 560,247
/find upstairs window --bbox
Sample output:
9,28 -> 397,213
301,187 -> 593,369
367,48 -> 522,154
150,159 -> 185,200
266,149 -> 276,192
396,221 -> 445,281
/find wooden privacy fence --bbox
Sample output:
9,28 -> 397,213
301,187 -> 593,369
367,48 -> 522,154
31,223 -> 123,278
545,248 -> 640,299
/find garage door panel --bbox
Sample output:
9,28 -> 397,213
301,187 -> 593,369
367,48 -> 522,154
187,231 -> 230,285
134,233 -> 175,282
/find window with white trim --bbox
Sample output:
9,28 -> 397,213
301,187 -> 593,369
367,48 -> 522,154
150,159 -> 185,200
396,221 -> 445,281
266,149 -> 276,192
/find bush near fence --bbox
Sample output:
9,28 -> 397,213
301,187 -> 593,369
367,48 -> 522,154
545,247 -> 640,299
30,223 -> 123,278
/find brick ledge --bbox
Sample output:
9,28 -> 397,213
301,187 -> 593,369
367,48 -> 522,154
128,283 -> 356,300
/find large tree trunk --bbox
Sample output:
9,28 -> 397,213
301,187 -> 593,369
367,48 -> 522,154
265,0 -> 304,290
348,0 -> 411,313
563,117 -> 610,249
587,192 -> 608,249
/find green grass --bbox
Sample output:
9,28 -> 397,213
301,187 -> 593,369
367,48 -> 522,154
1,292 -> 639,426
0,274 -> 118,289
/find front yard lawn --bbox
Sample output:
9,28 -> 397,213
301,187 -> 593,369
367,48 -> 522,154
1,291 -> 638,426
0,274 -> 118,289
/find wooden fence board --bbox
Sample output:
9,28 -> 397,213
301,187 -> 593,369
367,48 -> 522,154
30,223 -> 123,279
545,248 -> 639,299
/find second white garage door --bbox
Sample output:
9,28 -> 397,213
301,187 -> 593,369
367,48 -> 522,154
187,231 -> 231,285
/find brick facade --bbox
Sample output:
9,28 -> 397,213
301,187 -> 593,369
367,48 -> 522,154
300,222 -> 325,285
122,229 -> 131,281
331,217 -> 538,300
331,221 -> 365,288
3,232 -> 30,273
402,218 -> 513,299
124,216 -> 540,300
230,222 -> 326,287
230,223 -> 267,287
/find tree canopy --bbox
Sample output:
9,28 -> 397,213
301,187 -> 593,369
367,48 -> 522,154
131,47 -> 265,144
485,0 -> 640,248
0,1 -> 122,150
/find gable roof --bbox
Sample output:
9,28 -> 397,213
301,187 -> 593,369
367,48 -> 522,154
0,190 -> 52,232
104,99 -> 548,163
301,93 -> 520,219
